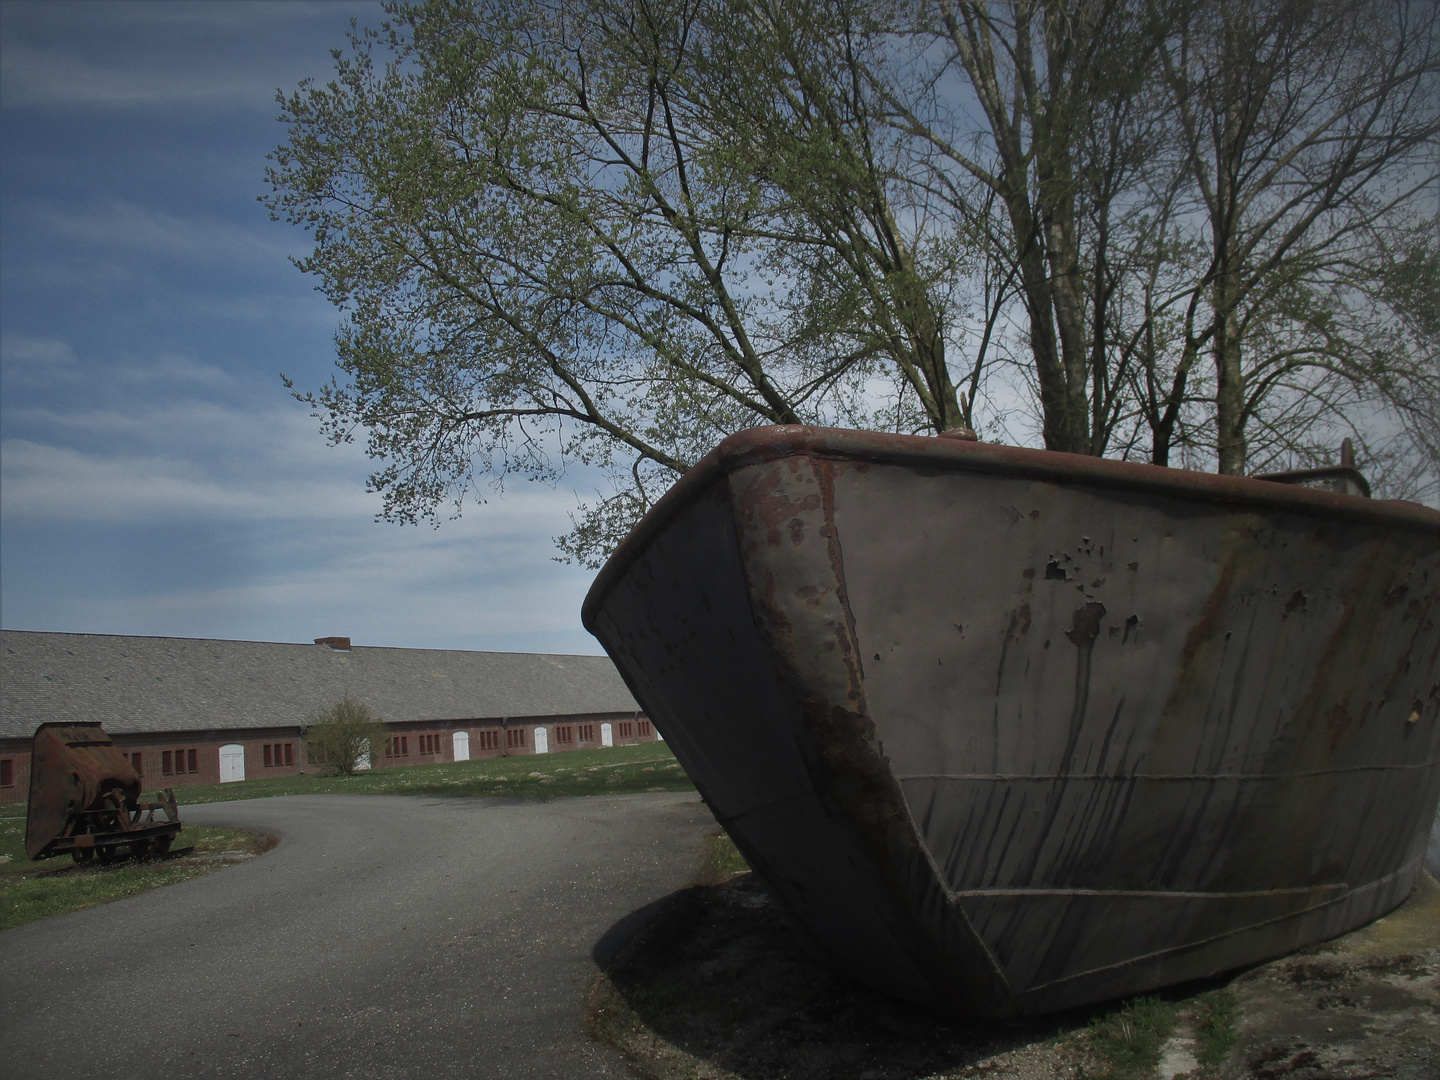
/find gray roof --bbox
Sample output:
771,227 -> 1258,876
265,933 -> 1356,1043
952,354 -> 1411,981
1,631 -> 639,739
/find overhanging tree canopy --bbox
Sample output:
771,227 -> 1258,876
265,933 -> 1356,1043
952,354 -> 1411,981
267,0 -> 1440,563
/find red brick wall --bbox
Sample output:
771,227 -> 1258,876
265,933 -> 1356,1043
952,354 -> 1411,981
0,731 -> 306,804
1,743 -> 31,806
113,731 -> 305,789
0,714 -> 656,803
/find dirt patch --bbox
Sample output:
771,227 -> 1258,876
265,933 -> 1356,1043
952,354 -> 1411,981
587,872 -> 1439,1079
586,873 -> 1082,1079
1221,875 -> 1439,1080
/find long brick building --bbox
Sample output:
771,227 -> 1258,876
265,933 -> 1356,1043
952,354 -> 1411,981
0,630 -> 656,805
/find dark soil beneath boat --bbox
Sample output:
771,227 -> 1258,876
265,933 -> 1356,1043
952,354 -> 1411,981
587,872 -> 1440,1079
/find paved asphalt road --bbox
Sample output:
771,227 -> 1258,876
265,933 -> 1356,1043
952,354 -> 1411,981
1,792 -> 715,1079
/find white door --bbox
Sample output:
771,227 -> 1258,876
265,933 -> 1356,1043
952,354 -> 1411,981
218,744 -> 245,783
600,722 -> 613,747
533,726 -> 549,754
453,730 -> 470,761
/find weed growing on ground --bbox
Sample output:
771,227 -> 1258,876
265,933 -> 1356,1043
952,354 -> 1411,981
1082,996 -> 1177,1080
0,824 -> 274,931
1193,988 -> 1240,1066
697,831 -> 750,885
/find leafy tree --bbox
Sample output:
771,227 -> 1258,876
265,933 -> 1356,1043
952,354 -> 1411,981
268,0 -> 1440,562
1150,0 -> 1440,476
874,0 -> 1439,476
869,0 -> 1172,456
304,696 -> 389,776
269,0 -> 952,563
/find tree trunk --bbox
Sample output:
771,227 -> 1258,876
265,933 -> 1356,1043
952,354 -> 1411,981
1214,295 -> 1246,475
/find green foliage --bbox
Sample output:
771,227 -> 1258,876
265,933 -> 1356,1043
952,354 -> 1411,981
1084,996 -> 1177,1080
1193,988 -> 1241,1067
302,695 -> 389,776
264,0 -> 986,563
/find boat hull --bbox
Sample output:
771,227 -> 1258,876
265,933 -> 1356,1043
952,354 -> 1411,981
582,427 -> 1440,1016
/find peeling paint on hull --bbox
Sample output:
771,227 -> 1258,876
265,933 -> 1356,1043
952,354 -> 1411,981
582,426 -> 1440,1017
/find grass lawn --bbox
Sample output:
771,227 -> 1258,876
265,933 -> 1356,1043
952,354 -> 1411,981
170,740 -> 696,804
0,819 -> 275,931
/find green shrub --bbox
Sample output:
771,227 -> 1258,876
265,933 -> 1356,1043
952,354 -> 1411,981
303,695 -> 388,776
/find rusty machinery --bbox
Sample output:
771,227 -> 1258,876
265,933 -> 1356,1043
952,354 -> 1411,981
26,721 -> 183,863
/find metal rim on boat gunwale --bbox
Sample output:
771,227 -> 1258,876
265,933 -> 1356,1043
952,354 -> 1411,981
582,426 -> 1440,632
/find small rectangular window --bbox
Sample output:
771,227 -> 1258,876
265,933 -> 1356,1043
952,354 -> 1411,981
401,736 -> 408,756
132,752 -> 143,775
162,750 -> 173,775
264,744 -> 273,767
187,749 -> 198,773
0,759 -> 12,787
506,727 -> 524,749
284,743 -> 294,766
638,720 -> 652,736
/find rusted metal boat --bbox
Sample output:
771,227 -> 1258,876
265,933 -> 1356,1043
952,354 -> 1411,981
27,721 -> 182,862
582,426 -> 1440,1017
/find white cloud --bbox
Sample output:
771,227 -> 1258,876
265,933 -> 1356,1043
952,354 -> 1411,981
3,542 -> 605,654
0,388 -> 610,651
2,339 -> 246,395
14,198 -> 301,268
0,336 -> 83,388
0,42 -> 223,108
2,391 -> 599,550
0,2 -> 380,110
2,437 -> 287,522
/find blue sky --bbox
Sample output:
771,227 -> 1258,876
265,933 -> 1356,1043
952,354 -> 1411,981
0,0 -> 609,653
